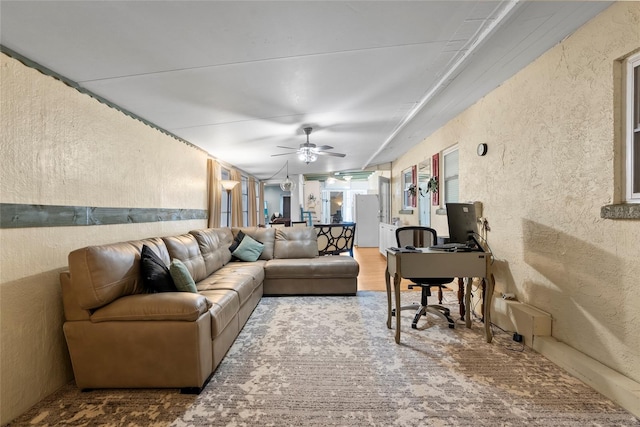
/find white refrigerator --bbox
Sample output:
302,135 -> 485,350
354,194 -> 380,247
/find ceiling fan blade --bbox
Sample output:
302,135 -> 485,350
276,145 -> 298,150
270,152 -> 295,157
316,151 -> 346,157
315,145 -> 334,151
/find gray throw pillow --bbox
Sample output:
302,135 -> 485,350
169,259 -> 198,293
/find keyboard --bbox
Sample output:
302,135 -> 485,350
429,243 -> 471,251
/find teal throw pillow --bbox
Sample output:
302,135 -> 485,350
169,259 -> 198,293
232,234 -> 264,262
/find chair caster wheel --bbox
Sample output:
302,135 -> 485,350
448,324 -> 455,329
411,323 -> 418,329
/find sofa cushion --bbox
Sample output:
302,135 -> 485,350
274,227 -> 318,259
189,228 -> 233,276
196,265 -> 261,305
69,237 -> 169,310
232,227 -> 275,260
90,293 -> 211,322
199,289 -> 240,338
232,233 -> 264,262
170,259 -> 198,293
264,256 -> 359,279
216,261 -> 266,291
162,234 -> 208,282
141,244 -> 177,293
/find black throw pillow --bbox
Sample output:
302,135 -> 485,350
229,230 -> 246,253
141,244 -> 177,293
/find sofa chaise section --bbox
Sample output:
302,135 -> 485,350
263,227 -> 359,295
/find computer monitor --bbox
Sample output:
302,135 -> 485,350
445,203 -> 479,244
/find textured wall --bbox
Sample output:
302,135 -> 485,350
393,2 -> 640,383
0,54 -> 208,424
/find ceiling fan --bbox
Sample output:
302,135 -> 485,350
271,127 -> 346,164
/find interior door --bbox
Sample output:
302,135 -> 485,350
281,195 -> 291,219
378,176 -> 390,224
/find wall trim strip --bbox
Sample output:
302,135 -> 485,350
600,204 -> 640,219
0,203 -> 207,229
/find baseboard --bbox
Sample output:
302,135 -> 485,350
491,299 -> 639,418
534,336 -> 640,419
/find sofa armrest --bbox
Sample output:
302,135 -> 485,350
60,271 -> 91,321
90,293 -> 212,322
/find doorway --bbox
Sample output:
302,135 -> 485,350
329,192 -> 343,223
378,176 -> 390,224
281,195 -> 291,219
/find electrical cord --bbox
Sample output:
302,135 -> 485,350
490,322 -> 525,352
262,161 -> 289,181
471,231 -> 494,264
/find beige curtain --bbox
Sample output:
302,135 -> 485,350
230,169 -> 243,227
247,177 -> 257,227
258,182 -> 265,226
207,158 -> 222,228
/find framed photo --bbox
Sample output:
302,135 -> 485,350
402,166 -> 417,209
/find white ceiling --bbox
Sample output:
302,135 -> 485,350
0,1 -> 611,179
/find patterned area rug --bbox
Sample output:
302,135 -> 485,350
9,291 -> 639,426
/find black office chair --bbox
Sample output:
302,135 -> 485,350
393,226 -> 455,329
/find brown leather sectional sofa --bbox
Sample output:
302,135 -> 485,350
60,226 -> 359,392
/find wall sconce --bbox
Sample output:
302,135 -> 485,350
221,180 -> 239,227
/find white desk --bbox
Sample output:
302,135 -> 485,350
385,248 -> 494,343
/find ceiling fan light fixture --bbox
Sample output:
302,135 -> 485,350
298,148 -> 317,164
272,126 -> 344,163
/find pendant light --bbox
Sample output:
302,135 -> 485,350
280,160 -> 295,192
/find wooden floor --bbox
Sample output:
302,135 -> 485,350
353,246 -> 412,291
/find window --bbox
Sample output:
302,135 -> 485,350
443,145 -> 459,203
401,166 -> 416,209
625,52 -> 640,202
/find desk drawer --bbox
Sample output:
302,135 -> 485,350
391,251 -> 488,278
